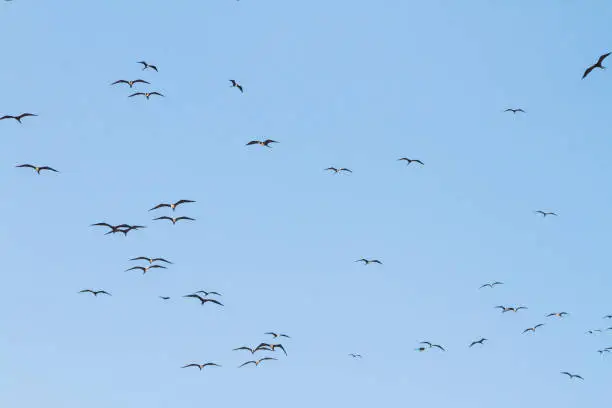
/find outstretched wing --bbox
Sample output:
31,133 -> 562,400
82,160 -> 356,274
16,164 -> 36,170
149,203 -> 171,211
582,64 -> 597,79
239,361 -> 256,368
597,52 -> 611,65
39,166 -> 58,172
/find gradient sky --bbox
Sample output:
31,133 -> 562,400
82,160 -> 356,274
1,1 -> 611,407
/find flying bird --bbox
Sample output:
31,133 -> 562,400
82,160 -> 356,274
130,257 -> 172,264
229,79 -> 243,93
469,338 -> 487,348
586,329 -> 603,335
265,332 -> 290,339
125,265 -> 167,274
603,315 -> 612,319
522,324 -> 545,334
560,372 -> 584,380
547,312 -> 569,318
349,353 -> 362,358
149,199 -> 195,211
535,210 -> 557,217
129,91 -> 164,99
239,357 -> 276,368
137,61 -> 158,71
110,79 -> 150,88
15,164 -> 58,174
233,346 -> 271,354
159,296 -> 170,300
420,341 -> 445,351
598,349 -> 610,355
246,139 -> 278,147
181,363 -> 221,370
105,225 -> 146,236
397,158 -> 424,166
479,281 -> 504,289
504,108 -> 525,114
153,216 -> 195,225
582,52 -> 610,79
79,289 -> 111,296
194,290 -> 222,297
256,343 -> 287,355
325,167 -> 352,174
183,294 -> 223,306
0,113 -> 37,123
355,259 -> 382,265
495,305 -> 527,313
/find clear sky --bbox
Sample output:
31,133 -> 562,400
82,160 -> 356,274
1,1 -> 611,406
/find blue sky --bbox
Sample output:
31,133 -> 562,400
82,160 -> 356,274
1,1 -> 611,406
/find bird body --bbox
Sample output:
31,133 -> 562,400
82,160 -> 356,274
229,79 -> 243,93
469,338 -> 487,347
181,363 -> 220,370
130,257 -> 172,264
183,294 -> 223,306
504,108 -> 525,114
265,332 -> 290,339
582,52 -> 610,79
149,199 -> 195,212
137,61 -> 158,71
153,216 -> 195,224
522,324 -> 545,334
547,312 -> 569,318
479,281 -> 504,289
79,289 -> 111,296
0,113 -> 37,123
355,258 -> 382,265
111,79 -> 150,88
239,357 -> 276,368
125,264 -> 167,274
535,210 -> 557,217
16,164 -> 58,174
397,158 -> 424,166
349,353 -> 362,358
233,345 -> 272,354
325,167 -> 352,174
129,91 -> 164,99
246,139 -> 278,147
561,372 -> 584,380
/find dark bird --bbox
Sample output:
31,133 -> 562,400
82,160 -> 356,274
561,372 -> 584,380
130,257 -> 172,264
504,108 -> 525,114
598,349 -> 610,355
194,290 -> 222,297
129,91 -> 164,99
149,199 -> 195,212
265,332 -> 290,339
355,258 -> 382,265
582,52 -> 610,79
246,139 -> 278,147
181,363 -> 221,370
256,343 -> 287,355
15,164 -> 58,174
325,167 -> 352,174
420,341 -> 445,351
469,338 -> 487,347
547,312 -> 569,318
349,353 -> 362,358
79,289 -> 111,296
153,216 -> 195,225
239,357 -> 276,368
415,347 -> 428,352
183,294 -> 223,306
586,329 -> 603,335
397,158 -> 424,166
125,265 -> 167,274
110,79 -> 150,88
0,113 -> 37,123
603,315 -> 612,319
90,222 -> 131,233
105,225 -> 146,236
159,296 -> 170,300
233,346 -> 271,354
495,305 -> 528,313
522,324 -> 545,334
535,210 -> 557,217
137,61 -> 158,71
229,79 -> 243,93
479,281 -> 504,289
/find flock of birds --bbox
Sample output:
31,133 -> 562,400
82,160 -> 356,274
3,1 -> 612,385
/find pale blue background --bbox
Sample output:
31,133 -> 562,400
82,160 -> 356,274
1,1 -> 611,406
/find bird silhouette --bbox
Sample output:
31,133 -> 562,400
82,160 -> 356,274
495,305 -> 527,313
159,296 -> 170,300
504,108 -> 525,114
560,372 -> 584,380
246,139 -> 278,147
355,258 -> 382,265
110,79 -> 150,88
229,79 -> 243,93
420,341 -> 445,351
265,332 -> 290,339
181,363 -> 221,370
469,338 -> 487,347
15,164 -> 58,174
238,357 -> 276,368
194,290 -> 222,297
397,158 -> 424,166
129,91 -> 164,99
125,265 -> 167,274
582,52 -> 610,79
535,210 -> 557,217
479,281 -> 504,289
130,257 -> 172,264
522,324 -> 545,334
137,61 -> 158,71
325,167 -> 352,174
233,345 -> 272,354
256,343 -> 287,355
0,113 -> 37,123
183,294 -> 223,306
79,289 -> 111,296
153,216 -> 195,225
349,353 -> 362,358
149,200 -> 195,212
547,312 -> 569,318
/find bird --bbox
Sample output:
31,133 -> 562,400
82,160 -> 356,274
479,281 -> 504,289
349,353 -> 362,358
125,265 -> 167,274
153,216 -> 195,225
137,61 -> 158,71
79,289 -> 111,296
586,329 -> 603,335
183,294 -> 223,306
256,343 -> 287,355
130,257 -> 172,264
105,225 -> 146,236
469,338 -> 487,347
194,290 -> 222,297
560,372 -> 584,380
246,139 -> 278,147
149,199 -> 195,212
420,341 -> 445,351
181,363 -> 221,370
110,79 -> 150,88
597,349 -> 610,355
233,346 -> 271,354
15,164 -> 58,174
504,108 -> 525,114
0,113 -> 37,123
265,332 -> 290,339
582,52 -> 610,79
229,79 -> 243,93
495,305 -> 528,313
90,222 -> 131,233
159,296 -> 170,300
415,347 -> 428,352
129,91 -> 164,99
325,167 -> 352,174
239,357 -> 277,368
355,259 -> 382,265
397,158 -> 424,166
535,210 -> 557,217
603,315 -> 612,319
547,312 -> 569,318
522,324 -> 545,334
